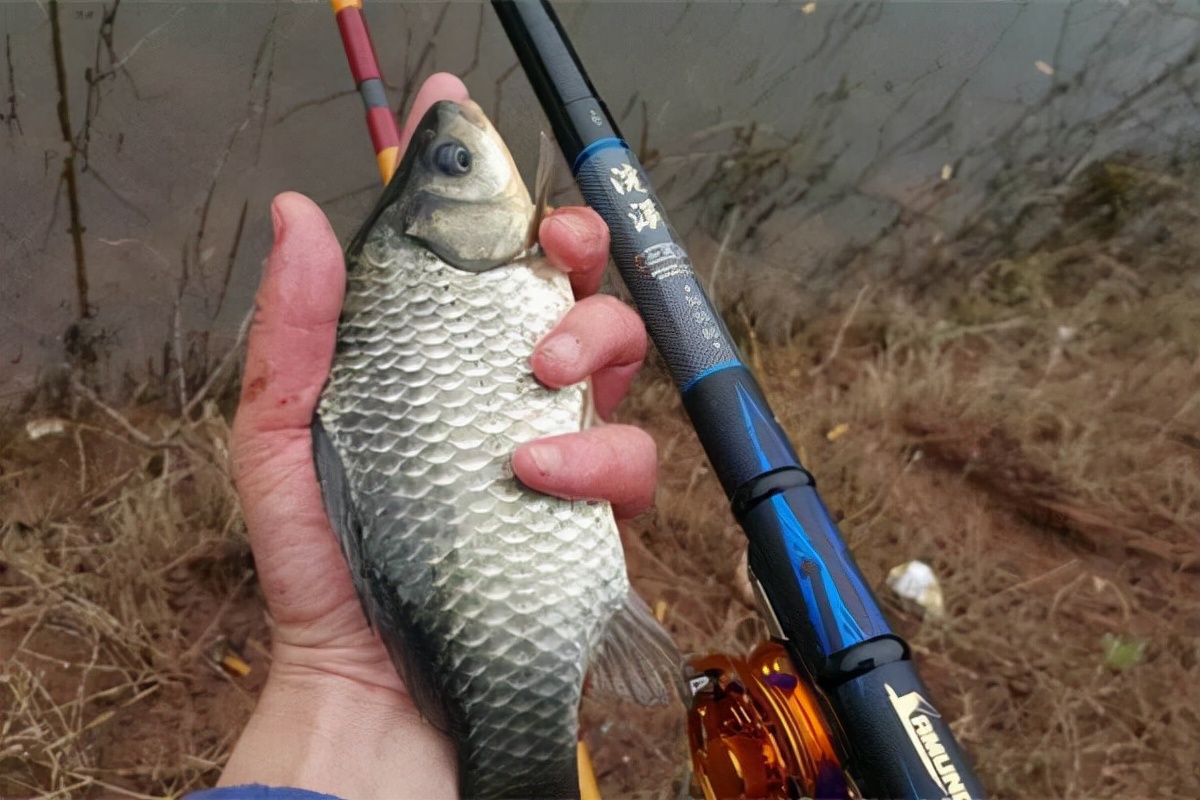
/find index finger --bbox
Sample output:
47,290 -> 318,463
539,206 -> 610,299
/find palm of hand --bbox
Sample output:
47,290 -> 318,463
218,74 -> 656,799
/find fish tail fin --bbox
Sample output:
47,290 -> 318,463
587,591 -> 688,707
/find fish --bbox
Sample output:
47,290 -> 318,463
311,99 -> 683,799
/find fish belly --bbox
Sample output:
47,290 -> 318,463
318,241 -> 627,798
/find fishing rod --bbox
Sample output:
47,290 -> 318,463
490,2 -> 987,799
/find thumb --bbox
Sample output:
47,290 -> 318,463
231,192 -> 360,630
236,192 -> 344,434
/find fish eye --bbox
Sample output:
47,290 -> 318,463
434,143 -> 472,176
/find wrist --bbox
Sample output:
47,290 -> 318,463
218,659 -> 456,800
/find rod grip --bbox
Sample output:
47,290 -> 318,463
740,480 -> 893,668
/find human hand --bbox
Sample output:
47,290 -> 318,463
217,73 -> 656,800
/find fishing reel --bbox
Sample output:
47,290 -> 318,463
681,573 -> 856,800
685,641 -> 854,800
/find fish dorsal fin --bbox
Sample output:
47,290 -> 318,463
525,132 -> 558,250
580,377 -> 599,430
587,591 -> 687,707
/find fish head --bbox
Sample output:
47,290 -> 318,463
362,100 -> 534,273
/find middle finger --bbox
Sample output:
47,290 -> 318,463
531,294 -> 647,420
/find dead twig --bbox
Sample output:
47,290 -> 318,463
179,570 -> 253,666
181,309 -> 252,420
706,206 -> 740,301
810,283 -> 872,377
70,377 -> 177,449
48,0 -> 89,320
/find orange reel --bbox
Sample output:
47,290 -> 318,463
687,641 -> 851,800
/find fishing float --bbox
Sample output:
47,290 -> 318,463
330,0 -> 401,184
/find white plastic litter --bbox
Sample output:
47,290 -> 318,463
886,560 -> 946,619
25,418 -> 67,440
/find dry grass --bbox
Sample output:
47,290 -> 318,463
617,289 -> 1200,796
0,402 -> 264,799
3,154 -> 1199,798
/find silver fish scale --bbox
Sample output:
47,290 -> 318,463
318,233 -> 628,796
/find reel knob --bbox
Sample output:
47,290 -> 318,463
687,641 -> 851,800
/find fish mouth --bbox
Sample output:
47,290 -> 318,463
455,99 -> 489,129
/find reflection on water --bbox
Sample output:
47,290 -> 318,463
2,1 -> 1197,404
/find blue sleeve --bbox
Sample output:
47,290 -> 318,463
184,786 -> 346,800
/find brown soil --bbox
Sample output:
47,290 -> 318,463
1,407 -> 267,798
3,155 -> 1198,799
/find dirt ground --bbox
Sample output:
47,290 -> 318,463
2,155 -> 1198,799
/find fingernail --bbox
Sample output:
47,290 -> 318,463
526,443 -> 562,476
263,198 -> 288,286
539,334 -> 581,367
270,198 -> 287,243
543,212 -> 589,253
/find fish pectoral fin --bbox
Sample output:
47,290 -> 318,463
313,417 -> 460,739
586,591 -> 687,707
312,417 -> 374,627
525,131 -> 559,250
